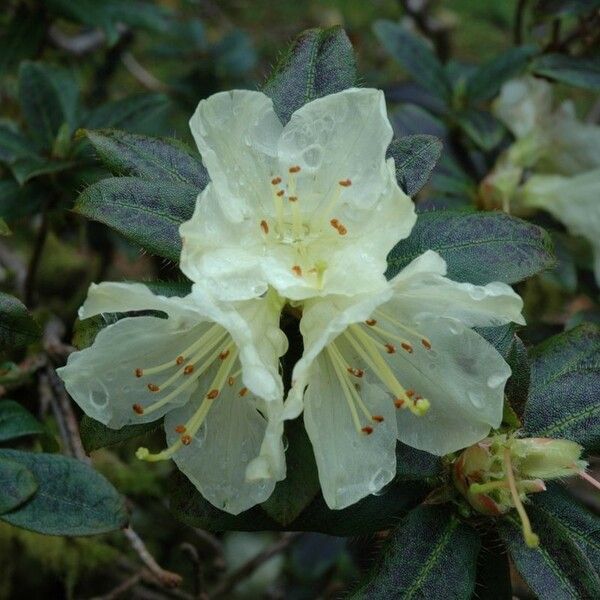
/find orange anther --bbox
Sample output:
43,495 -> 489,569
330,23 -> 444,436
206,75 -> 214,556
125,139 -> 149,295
132,403 -> 144,414
289,165 -> 301,173
207,389 -> 219,400
422,339 -> 432,350
134,368 -> 143,378
181,434 -> 192,445
337,224 -> 347,235
147,383 -> 160,392
219,349 -> 230,360
339,179 -> 352,187
406,389 -> 415,398
276,189 -> 285,197
289,196 -> 298,202
260,220 -> 269,234
176,356 -> 184,365
361,426 -> 374,435
175,425 -> 186,433
365,319 -> 377,326
271,176 -> 282,185
401,342 -> 413,354
347,367 -> 364,378
330,218 -> 339,228
372,415 -> 385,423
394,399 -> 405,409
384,343 -> 396,354
292,265 -> 302,276
184,365 -> 195,374
239,387 -> 248,397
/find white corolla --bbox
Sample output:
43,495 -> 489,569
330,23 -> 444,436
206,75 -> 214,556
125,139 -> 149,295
284,251 -> 525,510
57,282 -> 287,515
179,87 -> 416,302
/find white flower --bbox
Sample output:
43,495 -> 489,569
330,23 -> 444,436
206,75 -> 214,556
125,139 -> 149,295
179,88 -> 416,302
521,169 -> 600,285
284,251 -> 525,509
494,76 -> 600,176
57,282 -> 288,514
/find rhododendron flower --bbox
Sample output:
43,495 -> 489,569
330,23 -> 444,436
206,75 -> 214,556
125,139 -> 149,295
58,282 -> 287,514
179,87 -> 416,302
284,251 -> 525,509
454,434 -> 597,547
521,169 -> 600,285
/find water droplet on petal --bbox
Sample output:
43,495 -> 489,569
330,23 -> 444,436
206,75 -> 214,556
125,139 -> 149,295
487,374 -> 506,388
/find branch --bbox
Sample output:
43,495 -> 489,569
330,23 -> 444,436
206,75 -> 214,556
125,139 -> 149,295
210,533 -> 302,599
121,52 -> 169,92
90,572 -> 143,600
24,207 -> 49,307
0,240 -> 27,298
514,0 -> 528,45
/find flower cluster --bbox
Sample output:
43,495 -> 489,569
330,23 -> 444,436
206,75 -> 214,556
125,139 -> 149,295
481,76 -> 600,285
59,88 -> 526,514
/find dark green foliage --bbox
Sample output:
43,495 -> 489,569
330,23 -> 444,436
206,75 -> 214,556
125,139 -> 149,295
80,415 -> 164,454
0,450 -> 128,536
263,26 -> 357,124
386,211 -> 555,285
0,400 -> 45,442
532,54 -> 600,91
0,457 -> 37,514
350,506 -> 480,599
373,20 -> 452,103
455,110 -> 505,150
386,134 -> 443,196
0,292 -> 41,350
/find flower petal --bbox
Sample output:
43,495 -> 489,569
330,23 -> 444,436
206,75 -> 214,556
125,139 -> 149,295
189,90 -> 282,221
58,316 -> 209,428
165,385 -> 283,515
389,250 -> 525,326
303,353 -> 397,509
179,183 -> 267,300
386,316 -> 510,455
278,88 -> 393,209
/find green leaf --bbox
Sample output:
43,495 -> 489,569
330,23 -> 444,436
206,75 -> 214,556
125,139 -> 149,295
80,415 -> 163,453
386,210 -> 554,285
466,45 -> 537,103
18,61 -> 80,148
474,528 -> 513,600
523,324 -> 600,451
0,292 -> 41,350
373,20 -> 451,103
350,506 -> 480,599
0,400 -> 45,442
499,510 -> 600,599
9,156 -> 74,186
0,179 -> 44,220
0,125 -> 38,164
0,457 -> 37,514
261,418 -> 320,526
532,54 -> 600,91
170,470 -> 428,535
262,26 -> 357,124
0,449 -> 128,535
395,442 -> 441,480
83,129 -> 208,188
532,484 -> 600,572
456,110 -> 505,151
535,0 -> 600,18
386,135 -> 442,196
85,93 -> 171,132
0,218 -> 9,236
74,177 -> 197,261
0,5 -> 45,75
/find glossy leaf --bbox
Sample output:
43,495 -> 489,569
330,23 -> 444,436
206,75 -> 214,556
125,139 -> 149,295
532,54 -> 600,91
373,20 -> 451,103
0,457 -> 37,514
350,506 -> 480,599
499,511 -> 600,599
263,26 -> 357,124
456,110 -> 505,151
83,129 -> 208,188
80,415 -> 164,454
0,292 -> 41,350
395,442 -> 442,480
386,210 -> 554,285
0,450 -> 128,535
9,156 -> 73,186
74,177 -> 197,261
0,400 -> 45,442
386,134 -> 443,196
523,324 -> 600,451
466,45 -> 536,103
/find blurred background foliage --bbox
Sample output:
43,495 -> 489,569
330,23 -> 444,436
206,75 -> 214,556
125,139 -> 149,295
0,0 -> 599,598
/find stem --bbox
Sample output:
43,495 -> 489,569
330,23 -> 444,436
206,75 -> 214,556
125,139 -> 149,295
576,468 -> 600,491
24,206 -> 49,306
503,448 -> 539,548
514,0 -> 527,45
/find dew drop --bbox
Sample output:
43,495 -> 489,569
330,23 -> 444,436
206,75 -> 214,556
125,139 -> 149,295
487,374 -> 506,388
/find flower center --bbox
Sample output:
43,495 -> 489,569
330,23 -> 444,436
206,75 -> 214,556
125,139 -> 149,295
259,166 -> 353,288
324,310 -> 433,436
131,323 -> 244,461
